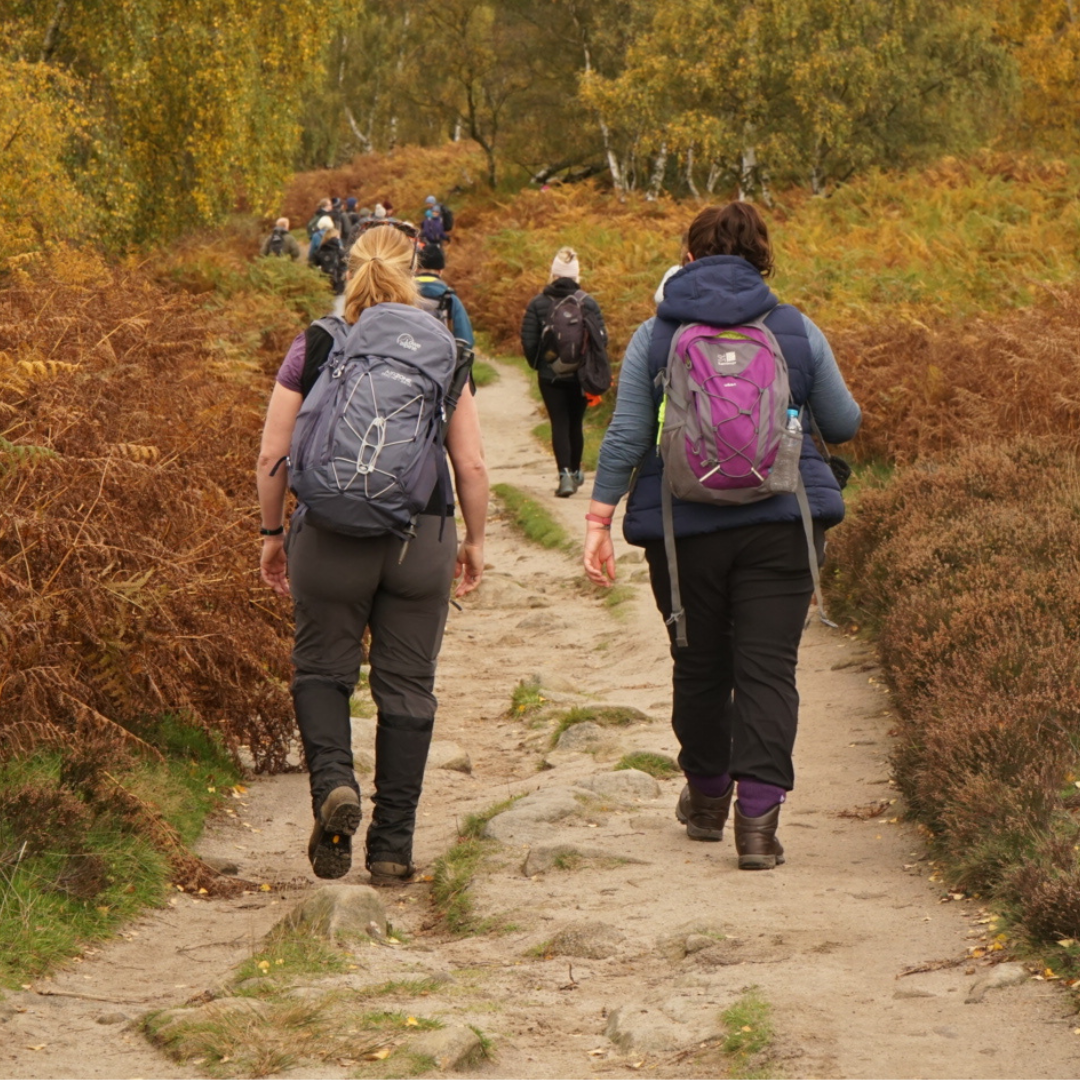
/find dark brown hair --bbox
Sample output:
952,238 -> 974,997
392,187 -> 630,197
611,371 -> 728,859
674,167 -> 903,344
686,202 -> 774,277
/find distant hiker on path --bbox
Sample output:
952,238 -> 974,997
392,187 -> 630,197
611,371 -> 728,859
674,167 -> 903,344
423,194 -> 454,240
583,202 -> 861,870
415,242 -> 474,351
312,227 -> 346,295
521,247 -> 607,497
306,198 -> 333,238
256,223 -> 489,886
420,207 -> 448,248
260,217 -> 301,260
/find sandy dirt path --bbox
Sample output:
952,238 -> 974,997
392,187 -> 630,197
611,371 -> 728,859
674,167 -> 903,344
2,357 -> 1078,1080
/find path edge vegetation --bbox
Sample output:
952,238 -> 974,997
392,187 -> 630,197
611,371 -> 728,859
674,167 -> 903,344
6,140 -> 1080,989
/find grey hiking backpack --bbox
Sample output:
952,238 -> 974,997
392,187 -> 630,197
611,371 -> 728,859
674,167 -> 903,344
287,304 -> 457,540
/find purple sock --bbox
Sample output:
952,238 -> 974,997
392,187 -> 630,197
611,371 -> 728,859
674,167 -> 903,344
736,779 -> 786,819
686,772 -> 732,799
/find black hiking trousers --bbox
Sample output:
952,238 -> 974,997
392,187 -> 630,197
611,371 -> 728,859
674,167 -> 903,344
643,521 -> 823,792
286,514 -> 457,864
538,377 -> 587,473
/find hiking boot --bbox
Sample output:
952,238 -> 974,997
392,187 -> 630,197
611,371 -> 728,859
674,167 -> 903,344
675,782 -> 733,842
572,469 -> 585,492
734,802 -> 786,870
556,469 -> 575,498
307,786 -> 362,879
366,853 -> 415,886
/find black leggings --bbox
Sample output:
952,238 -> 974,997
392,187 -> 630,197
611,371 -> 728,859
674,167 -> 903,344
644,521 -> 822,791
539,378 -> 587,472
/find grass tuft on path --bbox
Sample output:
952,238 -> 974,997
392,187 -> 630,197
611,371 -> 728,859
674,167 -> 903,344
492,483 -> 570,550
616,752 -> 679,779
550,705 -> 650,747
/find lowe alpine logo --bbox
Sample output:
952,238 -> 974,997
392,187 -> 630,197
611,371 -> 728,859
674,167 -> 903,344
397,333 -> 422,352
384,370 -> 414,386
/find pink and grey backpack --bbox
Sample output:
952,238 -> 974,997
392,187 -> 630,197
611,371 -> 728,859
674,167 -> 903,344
657,318 -> 794,504
656,317 -> 833,645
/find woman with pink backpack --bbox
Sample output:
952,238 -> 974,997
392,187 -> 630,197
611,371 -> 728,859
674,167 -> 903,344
583,203 -> 861,870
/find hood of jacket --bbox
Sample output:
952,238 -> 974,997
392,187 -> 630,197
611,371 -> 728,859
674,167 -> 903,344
543,276 -> 582,300
657,255 -> 777,327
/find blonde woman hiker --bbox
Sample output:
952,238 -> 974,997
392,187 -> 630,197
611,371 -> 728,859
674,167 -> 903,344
257,221 -> 488,884
520,247 -> 608,497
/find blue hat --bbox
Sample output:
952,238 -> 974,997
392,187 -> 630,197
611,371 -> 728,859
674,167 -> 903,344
425,195 -> 437,205
346,196 -> 357,210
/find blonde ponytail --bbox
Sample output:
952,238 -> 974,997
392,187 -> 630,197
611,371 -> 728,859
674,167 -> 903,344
343,226 -> 419,323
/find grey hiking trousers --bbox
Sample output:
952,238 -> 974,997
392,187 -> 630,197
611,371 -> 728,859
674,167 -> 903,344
286,513 -> 457,862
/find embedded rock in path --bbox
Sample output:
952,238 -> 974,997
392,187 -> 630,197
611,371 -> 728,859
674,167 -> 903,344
556,721 -> 604,751
469,572 -> 528,609
426,740 -> 472,774
408,1025 -> 483,1070
521,843 -> 646,876
542,749 -> 593,769
965,962 -> 1030,1004
549,920 -> 625,960
605,993 -> 729,1054
277,885 -> 387,942
483,787 -> 589,845
517,612 -> 561,631
578,768 -> 660,801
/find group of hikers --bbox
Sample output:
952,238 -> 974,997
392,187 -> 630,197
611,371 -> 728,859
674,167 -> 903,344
260,192 -> 456,298
256,200 -> 861,885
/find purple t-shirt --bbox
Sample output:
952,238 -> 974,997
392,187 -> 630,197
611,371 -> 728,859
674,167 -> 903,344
276,332 -> 307,392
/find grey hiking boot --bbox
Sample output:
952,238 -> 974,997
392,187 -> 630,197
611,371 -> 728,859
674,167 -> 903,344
556,469 -> 575,497
734,803 -> 786,870
675,782 -> 733,842
308,786 -> 362,879
572,469 -> 585,492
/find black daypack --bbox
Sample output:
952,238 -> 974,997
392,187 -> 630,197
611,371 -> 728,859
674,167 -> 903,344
438,203 -> 454,231
267,228 -> 287,256
542,290 -> 589,377
315,241 -> 346,294
577,306 -> 611,396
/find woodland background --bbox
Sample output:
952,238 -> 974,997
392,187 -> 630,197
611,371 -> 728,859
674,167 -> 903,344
5,0 -> 1080,990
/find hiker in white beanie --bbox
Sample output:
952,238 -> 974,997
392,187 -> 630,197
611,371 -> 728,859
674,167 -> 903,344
521,246 -> 608,498
550,246 -> 581,283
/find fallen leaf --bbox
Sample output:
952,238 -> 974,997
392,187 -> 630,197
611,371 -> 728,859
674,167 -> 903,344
1058,939 -> 1076,948
259,883 -> 271,892
741,1025 -> 753,1032
406,1016 -> 419,1026
364,1049 -> 392,1061
25,1045 -> 46,1051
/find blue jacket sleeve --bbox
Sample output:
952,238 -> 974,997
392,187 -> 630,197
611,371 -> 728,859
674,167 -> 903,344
803,315 -> 861,444
449,294 -> 474,348
591,318 -> 657,505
